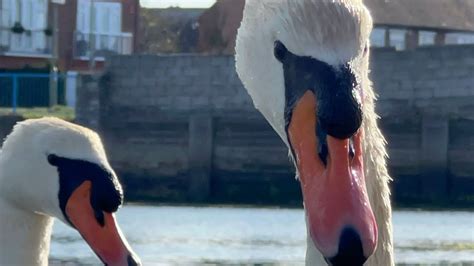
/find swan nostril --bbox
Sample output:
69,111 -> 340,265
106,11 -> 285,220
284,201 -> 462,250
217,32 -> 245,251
317,127 -> 328,166
93,208 -> 105,227
326,228 -> 367,266
318,142 -> 328,166
349,137 -> 355,160
317,127 -> 355,165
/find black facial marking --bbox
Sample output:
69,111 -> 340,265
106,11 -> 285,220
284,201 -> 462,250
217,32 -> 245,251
317,64 -> 363,139
274,40 -> 363,158
47,154 -> 123,227
317,125 -> 328,166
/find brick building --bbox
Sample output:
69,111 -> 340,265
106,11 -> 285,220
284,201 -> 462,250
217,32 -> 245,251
0,0 -> 139,72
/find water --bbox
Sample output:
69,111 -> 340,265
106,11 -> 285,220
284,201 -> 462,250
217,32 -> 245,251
49,205 -> 474,265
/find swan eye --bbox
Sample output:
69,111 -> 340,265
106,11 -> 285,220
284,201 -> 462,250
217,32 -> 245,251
274,40 -> 288,62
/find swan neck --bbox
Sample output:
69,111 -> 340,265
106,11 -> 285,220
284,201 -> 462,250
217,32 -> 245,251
0,198 -> 53,266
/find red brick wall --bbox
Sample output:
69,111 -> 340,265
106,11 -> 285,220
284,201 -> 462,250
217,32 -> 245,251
0,56 -> 49,70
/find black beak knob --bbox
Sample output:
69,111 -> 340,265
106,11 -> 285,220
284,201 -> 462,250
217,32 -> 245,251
325,228 -> 367,266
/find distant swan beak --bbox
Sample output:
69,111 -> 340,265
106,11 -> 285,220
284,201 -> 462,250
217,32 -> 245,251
66,181 -> 141,266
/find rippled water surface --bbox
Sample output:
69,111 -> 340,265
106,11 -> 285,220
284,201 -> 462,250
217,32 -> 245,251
49,205 -> 474,265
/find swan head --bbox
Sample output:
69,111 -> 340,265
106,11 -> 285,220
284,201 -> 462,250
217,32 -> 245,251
236,0 -> 376,264
0,117 -> 140,265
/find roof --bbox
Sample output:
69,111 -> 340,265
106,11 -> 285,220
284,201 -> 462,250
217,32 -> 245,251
364,0 -> 474,32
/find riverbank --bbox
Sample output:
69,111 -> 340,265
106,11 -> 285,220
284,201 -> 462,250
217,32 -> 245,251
1,113 -> 473,210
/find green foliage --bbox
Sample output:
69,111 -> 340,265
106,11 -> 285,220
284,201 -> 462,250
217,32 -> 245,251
0,106 -> 75,121
139,9 -> 182,53
138,8 -> 201,53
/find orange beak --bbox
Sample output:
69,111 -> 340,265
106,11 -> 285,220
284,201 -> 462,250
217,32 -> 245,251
288,91 -> 377,263
65,181 -> 141,266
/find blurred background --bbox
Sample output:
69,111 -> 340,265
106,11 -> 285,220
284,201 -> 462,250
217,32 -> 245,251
0,0 -> 473,265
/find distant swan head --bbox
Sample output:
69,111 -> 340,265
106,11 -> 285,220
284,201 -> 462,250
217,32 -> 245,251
0,117 -> 141,265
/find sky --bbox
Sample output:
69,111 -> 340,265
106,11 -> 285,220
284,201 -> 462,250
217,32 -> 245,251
140,0 -> 217,8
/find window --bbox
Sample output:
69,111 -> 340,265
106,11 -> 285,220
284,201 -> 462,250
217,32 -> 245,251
370,28 -> 386,48
419,31 -> 436,46
0,0 -> 48,53
389,29 -> 406,51
76,0 -> 123,57
76,0 -> 121,34
0,0 -> 11,46
32,0 -> 47,51
446,33 -> 474,45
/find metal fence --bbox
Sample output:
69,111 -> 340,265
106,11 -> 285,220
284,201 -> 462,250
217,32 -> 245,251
0,72 -> 77,112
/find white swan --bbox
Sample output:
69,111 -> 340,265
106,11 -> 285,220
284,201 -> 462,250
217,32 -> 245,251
0,117 -> 141,266
236,0 -> 393,265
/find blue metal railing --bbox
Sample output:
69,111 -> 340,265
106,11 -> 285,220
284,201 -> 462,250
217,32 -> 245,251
0,72 -> 75,113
